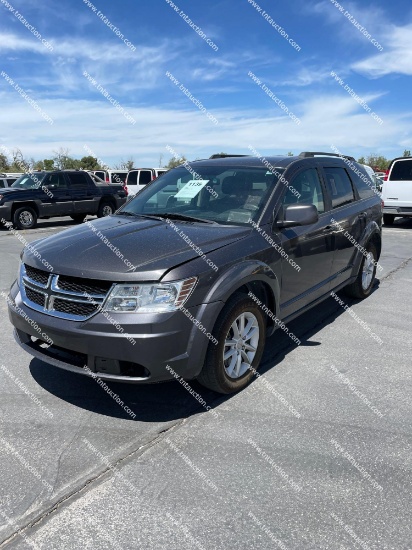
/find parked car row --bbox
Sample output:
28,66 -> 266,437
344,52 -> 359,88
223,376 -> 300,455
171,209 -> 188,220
381,156 -> 412,225
0,173 -> 23,188
91,168 -> 168,196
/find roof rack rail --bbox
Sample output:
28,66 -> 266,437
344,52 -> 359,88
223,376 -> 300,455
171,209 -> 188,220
209,154 -> 249,159
299,151 -> 356,162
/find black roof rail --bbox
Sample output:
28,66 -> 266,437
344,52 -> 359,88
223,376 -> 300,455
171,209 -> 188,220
299,151 -> 356,162
209,154 -> 250,159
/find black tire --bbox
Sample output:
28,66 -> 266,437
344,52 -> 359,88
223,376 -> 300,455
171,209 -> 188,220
70,214 -> 86,223
344,242 -> 377,299
13,206 -> 37,230
97,202 -> 114,218
383,214 -> 395,226
197,293 -> 266,394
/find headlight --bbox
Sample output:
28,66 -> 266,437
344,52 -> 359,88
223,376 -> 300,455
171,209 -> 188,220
103,277 -> 197,313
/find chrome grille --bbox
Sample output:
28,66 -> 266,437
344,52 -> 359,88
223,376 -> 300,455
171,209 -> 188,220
21,264 -> 113,321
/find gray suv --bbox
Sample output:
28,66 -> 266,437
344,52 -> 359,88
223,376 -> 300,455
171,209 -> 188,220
8,152 -> 382,394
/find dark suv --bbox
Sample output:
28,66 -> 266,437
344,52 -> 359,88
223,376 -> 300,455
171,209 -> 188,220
8,152 -> 382,393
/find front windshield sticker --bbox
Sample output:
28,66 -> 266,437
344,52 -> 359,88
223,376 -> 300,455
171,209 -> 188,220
175,179 -> 209,199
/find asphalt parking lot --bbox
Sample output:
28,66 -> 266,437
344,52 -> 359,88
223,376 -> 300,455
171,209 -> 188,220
0,217 -> 411,549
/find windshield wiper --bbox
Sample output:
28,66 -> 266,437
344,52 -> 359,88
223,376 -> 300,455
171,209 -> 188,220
116,212 -> 165,221
155,212 -> 216,224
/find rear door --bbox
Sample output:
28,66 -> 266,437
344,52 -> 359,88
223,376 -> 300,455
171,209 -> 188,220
126,170 -> 139,195
321,166 -> 364,285
275,167 -> 335,318
383,159 -> 412,211
40,173 -> 73,216
66,172 -> 96,214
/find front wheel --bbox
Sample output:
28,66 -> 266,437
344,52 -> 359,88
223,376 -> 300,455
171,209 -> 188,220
97,202 -> 114,218
197,293 -> 266,394
344,242 -> 377,299
13,206 -> 38,230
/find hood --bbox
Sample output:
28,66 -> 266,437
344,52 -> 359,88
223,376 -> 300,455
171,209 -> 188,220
23,215 -> 250,281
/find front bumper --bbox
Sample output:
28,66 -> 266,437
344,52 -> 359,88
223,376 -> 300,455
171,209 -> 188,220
8,281 -> 223,383
0,204 -> 12,223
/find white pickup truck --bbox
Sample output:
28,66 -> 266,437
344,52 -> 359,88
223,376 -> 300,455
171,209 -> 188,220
381,157 -> 412,225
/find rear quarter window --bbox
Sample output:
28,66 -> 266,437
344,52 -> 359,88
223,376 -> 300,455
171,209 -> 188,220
349,166 -> 376,199
324,167 -> 356,208
389,160 -> 412,181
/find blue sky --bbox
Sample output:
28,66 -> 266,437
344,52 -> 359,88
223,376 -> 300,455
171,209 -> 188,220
1,0 -> 412,167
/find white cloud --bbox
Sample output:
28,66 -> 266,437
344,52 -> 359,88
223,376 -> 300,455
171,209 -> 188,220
0,92 -> 409,165
352,24 -> 412,77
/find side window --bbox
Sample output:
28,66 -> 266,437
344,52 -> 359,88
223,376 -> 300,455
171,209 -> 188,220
111,172 -> 127,184
127,172 -> 138,185
351,167 -> 375,199
43,173 -> 67,189
0,180 -> 4,188
283,168 -> 325,214
66,173 -> 90,189
95,171 -> 105,180
389,160 -> 412,181
139,171 -> 152,186
324,167 -> 355,208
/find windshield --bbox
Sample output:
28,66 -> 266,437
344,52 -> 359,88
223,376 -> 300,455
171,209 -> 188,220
117,165 -> 284,225
11,172 -> 46,189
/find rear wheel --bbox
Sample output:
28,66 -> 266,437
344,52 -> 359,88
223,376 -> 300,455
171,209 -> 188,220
97,202 -> 114,218
344,242 -> 377,299
383,214 -> 395,226
13,206 -> 37,230
70,214 -> 86,223
197,293 -> 266,394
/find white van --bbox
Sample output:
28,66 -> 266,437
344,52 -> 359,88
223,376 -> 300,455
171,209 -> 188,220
126,168 -> 168,196
381,157 -> 412,225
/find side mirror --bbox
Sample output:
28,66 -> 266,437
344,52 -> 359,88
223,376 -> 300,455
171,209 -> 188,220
276,204 -> 319,228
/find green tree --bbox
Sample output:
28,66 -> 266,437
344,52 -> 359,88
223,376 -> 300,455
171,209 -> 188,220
403,149 -> 411,157
166,156 -> 187,169
365,154 -> 389,171
0,153 -> 10,172
357,156 -> 366,165
79,156 -> 100,170
43,159 -> 55,170
287,152 -> 294,156
53,147 -> 72,169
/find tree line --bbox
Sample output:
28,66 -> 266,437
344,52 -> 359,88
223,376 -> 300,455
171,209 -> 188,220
1,148 -> 411,174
